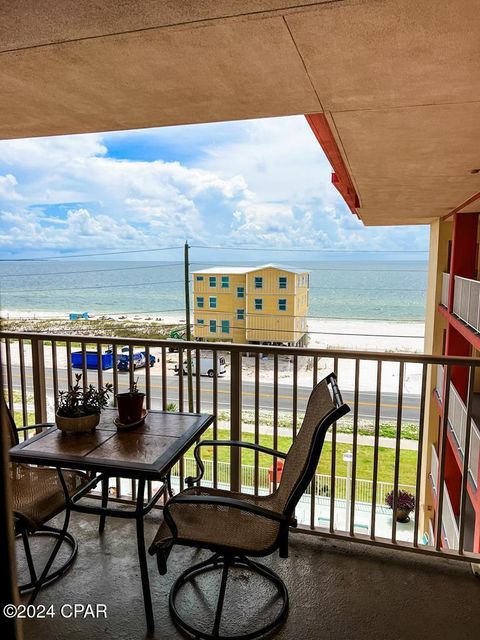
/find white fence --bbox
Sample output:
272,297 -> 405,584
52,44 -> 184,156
441,272 -> 450,307
453,275 -> 480,331
172,458 -> 415,506
442,483 -> 459,550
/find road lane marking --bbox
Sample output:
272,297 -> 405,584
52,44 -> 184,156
6,370 -> 420,411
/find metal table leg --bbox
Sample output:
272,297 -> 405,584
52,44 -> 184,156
136,479 -> 154,632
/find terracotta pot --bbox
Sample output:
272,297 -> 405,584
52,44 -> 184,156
395,508 -> 411,523
56,411 -> 100,434
116,392 -> 145,424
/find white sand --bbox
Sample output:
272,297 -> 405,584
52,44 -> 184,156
1,310 -> 425,394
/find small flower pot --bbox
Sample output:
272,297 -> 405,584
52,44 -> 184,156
116,392 -> 145,424
395,508 -> 412,523
56,411 -> 100,434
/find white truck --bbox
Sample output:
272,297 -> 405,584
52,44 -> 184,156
176,356 -> 227,377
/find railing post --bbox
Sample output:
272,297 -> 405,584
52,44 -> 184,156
31,337 -> 47,424
230,350 -> 242,492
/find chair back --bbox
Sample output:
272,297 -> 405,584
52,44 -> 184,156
1,395 -> 19,447
273,374 -> 350,516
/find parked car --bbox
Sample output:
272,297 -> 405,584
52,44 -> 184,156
117,349 -> 156,371
175,356 -> 227,377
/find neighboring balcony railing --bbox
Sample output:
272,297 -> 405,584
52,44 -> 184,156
453,275 -> 480,331
2,330 -> 480,562
430,444 -> 439,495
445,381 -> 480,488
436,364 -> 444,400
441,272 -> 450,307
442,483 -> 460,551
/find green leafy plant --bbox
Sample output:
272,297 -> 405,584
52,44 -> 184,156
57,373 -> 113,418
166,402 -> 177,412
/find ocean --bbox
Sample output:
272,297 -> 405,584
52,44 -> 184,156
0,260 -> 427,321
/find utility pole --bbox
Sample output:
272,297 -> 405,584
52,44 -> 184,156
184,241 -> 194,412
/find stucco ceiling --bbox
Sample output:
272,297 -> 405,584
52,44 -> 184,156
1,0 -> 479,226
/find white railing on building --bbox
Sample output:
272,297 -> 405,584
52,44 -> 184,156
442,483 -> 459,551
446,381 -> 480,487
436,364 -> 444,399
430,444 -> 439,495
470,423 -> 480,488
441,272 -> 450,308
453,275 -> 480,331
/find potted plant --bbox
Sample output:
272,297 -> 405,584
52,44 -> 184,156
385,490 -> 416,523
116,378 -> 145,424
56,373 -> 112,433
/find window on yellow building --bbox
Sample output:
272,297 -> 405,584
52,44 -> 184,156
254,276 -> 263,289
237,287 -> 245,298
209,320 -> 216,333
197,319 -> 204,325
221,320 -> 230,334
254,299 -> 263,310
237,309 -> 245,320
209,276 -> 217,287
209,297 -> 217,309
196,275 -> 204,282
221,276 -> 229,288
279,276 -> 287,289
279,299 -> 287,311
197,296 -> 204,308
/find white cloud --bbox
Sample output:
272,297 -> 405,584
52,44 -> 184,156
0,116 -> 429,257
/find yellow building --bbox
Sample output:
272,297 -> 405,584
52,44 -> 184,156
192,264 -> 309,345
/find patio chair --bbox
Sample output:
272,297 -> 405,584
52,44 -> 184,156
2,397 -> 89,603
149,373 -> 350,639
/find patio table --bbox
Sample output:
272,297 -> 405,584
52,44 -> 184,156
10,407 -> 214,631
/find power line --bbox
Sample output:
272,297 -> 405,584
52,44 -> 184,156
193,323 -> 425,339
0,262 -> 184,278
0,246 -> 183,262
190,244 -> 428,253
309,286 -> 426,292
4,279 -> 189,293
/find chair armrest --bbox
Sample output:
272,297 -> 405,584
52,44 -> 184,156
163,493 -> 296,539
16,423 -> 54,434
186,440 -> 286,487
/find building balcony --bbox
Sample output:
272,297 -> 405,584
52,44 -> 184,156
441,272 -> 450,308
435,370 -> 480,489
2,331 -> 480,638
15,510 -> 479,640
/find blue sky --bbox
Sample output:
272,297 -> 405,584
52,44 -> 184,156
0,115 -> 429,261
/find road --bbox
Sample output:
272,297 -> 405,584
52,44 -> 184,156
4,364 -> 421,423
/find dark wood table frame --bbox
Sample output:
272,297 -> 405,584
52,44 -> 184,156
10,408 -> 214,631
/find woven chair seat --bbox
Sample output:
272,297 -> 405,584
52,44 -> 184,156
11,463 -> 88,532
150,486 -> 282,555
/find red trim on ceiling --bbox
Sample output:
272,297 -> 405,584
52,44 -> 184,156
305,113 -> 360,218
441,191 -> 480,221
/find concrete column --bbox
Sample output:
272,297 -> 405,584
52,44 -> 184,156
420,218 -> 451,536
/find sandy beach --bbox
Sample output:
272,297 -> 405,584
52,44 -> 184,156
1,309 -> 425,395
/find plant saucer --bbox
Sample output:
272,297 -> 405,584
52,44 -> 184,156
114,409 -> 148,431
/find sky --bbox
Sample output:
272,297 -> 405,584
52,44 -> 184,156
0,115 -> 429,262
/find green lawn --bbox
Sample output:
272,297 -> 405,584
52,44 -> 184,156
188,427 -> 417,486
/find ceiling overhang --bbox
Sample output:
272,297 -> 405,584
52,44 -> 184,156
1,1 -> 479,226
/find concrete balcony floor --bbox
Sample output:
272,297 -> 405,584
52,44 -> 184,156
19,509 -> 480,640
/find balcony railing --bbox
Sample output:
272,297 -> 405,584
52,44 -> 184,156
453,275 -> 480,331
430,444 -> 439,495
2,330 -> 480,562
441,272 -> 450,307
436,364 -> 444,400
444,381 -> 480,487
442,483 -> 460,551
